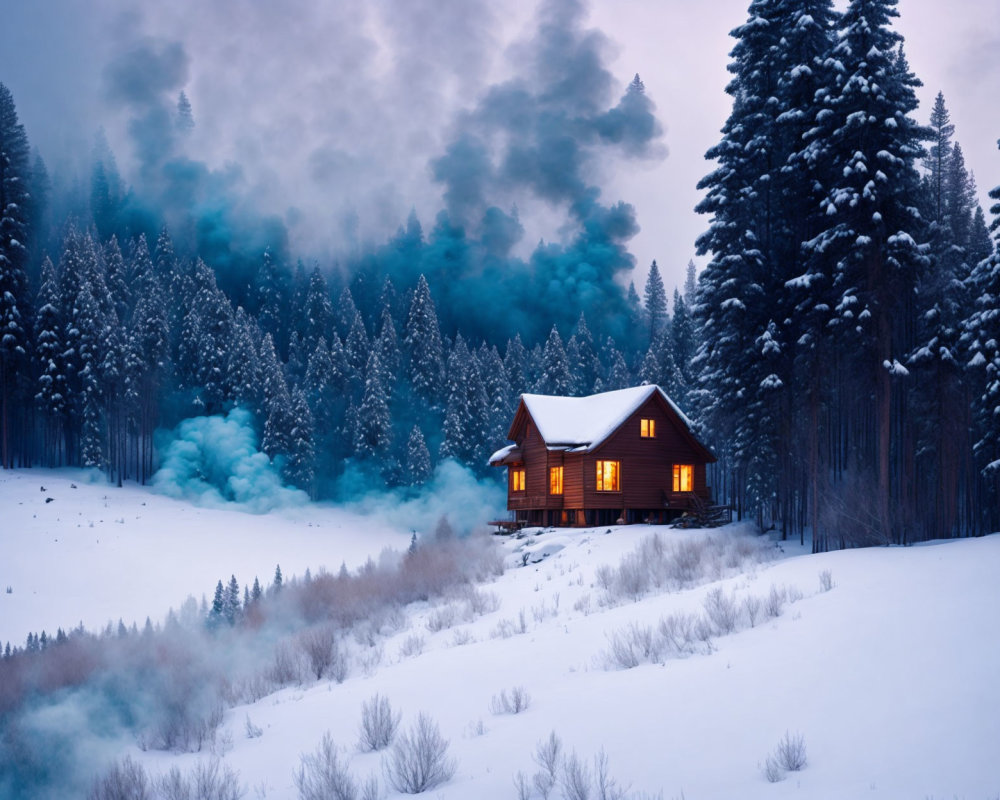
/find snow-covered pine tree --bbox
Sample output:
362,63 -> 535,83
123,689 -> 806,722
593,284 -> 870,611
375,307 -> 400,400
535,326 -> 572,396
643,260 -> 667,346
0,83 -> 32,468
695,0 -> 826,531
568,313 -> 599,396
354,349 -> 391,462
285,388 -> 316,495
503,334 -> 527,403
261,333 -> 295,464
405,425 -> 432,486
907,95 -> 980,539
961,139 -> 1000,530
255,248 -> 288,354
440,334 -> 487,466
404,274 -> 445,409
34,257 -> 66,464
344,313 -> 370,397
285,331 -> 308,389
683,260 -> 697,301
223,576 -> 241,626
225,307 -> 262,413
209,580 -> 225,628
337,285 -> 361,341
103,236 -> 130,326
301,266 -> 333,354
125,277 -> 170,483
604,345 -> 631,391
803,0 -> 929,544
192,263 -> 235,413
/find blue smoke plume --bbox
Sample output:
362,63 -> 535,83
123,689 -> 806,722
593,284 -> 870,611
152,408 -> 308,513
336,458 -> 506,536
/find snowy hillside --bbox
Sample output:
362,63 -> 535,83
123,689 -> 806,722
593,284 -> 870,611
2,474 -> 998,800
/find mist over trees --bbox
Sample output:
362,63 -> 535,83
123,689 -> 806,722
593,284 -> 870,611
1,0 -> 999,549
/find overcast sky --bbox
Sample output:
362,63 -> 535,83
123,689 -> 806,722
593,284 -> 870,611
1,0 -> 998,298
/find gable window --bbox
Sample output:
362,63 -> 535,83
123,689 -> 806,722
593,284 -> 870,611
596,460 -> 620,492
549,466 -> 564,495
640,418 -> 656,438
673,464 -> 693,493
511,468 -> 525,492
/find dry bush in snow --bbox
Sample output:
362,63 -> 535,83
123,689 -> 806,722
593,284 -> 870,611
762,754 -> 784,783
299,626 -> 340,681
90,757 -> 244,800
818,570 -> 834,592
425,604 -> 460,633
269,641 -> 306,686
604,623 -> 661,669
774,731 -> 807,771
703,587 -> 739,634
88,756 -> 152,800
597,530 -> 776,607
398,634 -> 425,659
765,584 -> 787,618
489,685 -> 531,715
743,594 -> 763,627
244,715 -> 263,739
358,694 -> 401,752
295,733 -> 357,800
560,752 -> 593,800
383,713 -> 456,794
761,731 -> 807,783
532,731 -> 562,798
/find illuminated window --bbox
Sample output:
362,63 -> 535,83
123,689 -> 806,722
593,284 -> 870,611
640,418 -> 656,438
596,460 -> 620,492
549,466 -> 564,495
511,468 -> 525,492
673,464 -> 693,492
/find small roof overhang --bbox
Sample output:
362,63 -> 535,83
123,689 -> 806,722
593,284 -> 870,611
488,444 -> 522,467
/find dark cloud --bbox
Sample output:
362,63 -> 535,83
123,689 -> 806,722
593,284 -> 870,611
104,39 -> 189,106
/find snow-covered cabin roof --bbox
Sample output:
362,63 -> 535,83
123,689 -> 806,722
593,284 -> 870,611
512,385 -> 699,453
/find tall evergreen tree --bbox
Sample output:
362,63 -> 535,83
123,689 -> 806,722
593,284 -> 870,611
404,275 -> 445,408
34,257 -> 65,464
0,83 -> 31,468
285,388 -> 316,495
643,260 -> 668,345
405,424 -> 432,486
354,350 -> 391,462
805,1 -> 928,543
535,326 -> 573,396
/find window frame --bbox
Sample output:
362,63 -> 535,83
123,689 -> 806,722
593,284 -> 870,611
640,418 -> 656,438
595,460 -> 621,492
511,468 -> 526,493
672,463 -> 693,493
549,466 -> 564,495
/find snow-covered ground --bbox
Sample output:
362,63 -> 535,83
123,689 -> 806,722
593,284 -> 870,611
2,471 -> 999,799
0,470 -> 409,644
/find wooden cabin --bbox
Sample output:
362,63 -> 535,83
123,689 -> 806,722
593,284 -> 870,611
489,385 -> 716,527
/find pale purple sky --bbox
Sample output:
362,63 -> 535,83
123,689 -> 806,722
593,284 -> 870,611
1,0 -> 997,299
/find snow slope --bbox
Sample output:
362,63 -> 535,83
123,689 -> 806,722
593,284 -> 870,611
2,472 -> 998,799
0,470 -> 409,644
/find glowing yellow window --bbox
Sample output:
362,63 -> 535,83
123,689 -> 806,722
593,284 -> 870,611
673,464 -> 693,492
511,468 -> 525,492
549,466 -> 564,495
640,418 -> 656,438
596,460 -> 620,492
